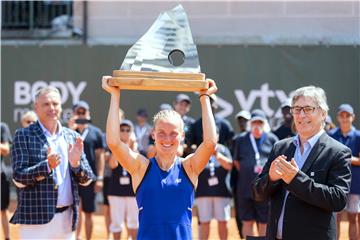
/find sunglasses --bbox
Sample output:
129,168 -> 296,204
25,120 -> 35,124
76,111 -> 86,115
120,129 -> 131,133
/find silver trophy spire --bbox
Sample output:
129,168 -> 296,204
120,5 -> 201,73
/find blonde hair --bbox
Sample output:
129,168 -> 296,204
21,111 -> 37,122
153,110 -> 184,131
21,110 -> 38,127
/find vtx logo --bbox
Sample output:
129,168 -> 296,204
215,83 -> 294,119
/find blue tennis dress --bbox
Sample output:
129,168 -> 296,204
136,157 -> 195,240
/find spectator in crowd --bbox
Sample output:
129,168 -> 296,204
10,86 -> 95,239
20,111 -> 38,128
68,101 -> 105,240
195,128 -> 233,240
134,109 -> 152,156
188,94 -> 234,149
173,94 -> 196,157
235,110 -> 251,134
273,99 -> 295,140
252,86 -> 352,240
324,115 -> 336,133
1,122 -> 12,240
102,76 -> 217,239
233,109 -> 278,238
173,94 -> 195,136
108,120 -> 139,240
12,111 -> 40,190
329,104 -> 360,240
231,110 -> 251,238
159,103 -> 173,111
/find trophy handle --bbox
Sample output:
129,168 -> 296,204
107,70 -> 208,92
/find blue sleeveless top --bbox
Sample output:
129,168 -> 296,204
136,157 -> 194,240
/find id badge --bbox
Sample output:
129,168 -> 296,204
119,177 -> 130,185
254,165 -> 263,174
208,177 -> 219,186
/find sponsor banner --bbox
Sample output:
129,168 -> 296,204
2,45 -> 359,133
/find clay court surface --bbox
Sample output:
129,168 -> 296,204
2,202 -> 351,239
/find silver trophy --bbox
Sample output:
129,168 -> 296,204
107,5 -> 208,92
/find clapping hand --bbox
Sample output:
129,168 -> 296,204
47,147 -> 61,170
269,155 -> 299,184
68,137 -> 83,168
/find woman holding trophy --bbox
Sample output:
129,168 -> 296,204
102,76 -> 217,240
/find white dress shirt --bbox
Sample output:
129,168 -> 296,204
39,121 -> 73,207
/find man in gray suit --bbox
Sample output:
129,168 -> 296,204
252,86 -> 352,240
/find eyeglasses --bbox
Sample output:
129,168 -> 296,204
120,129 -> 131,133
290,106 -> 319,115
25,120 -> 35,124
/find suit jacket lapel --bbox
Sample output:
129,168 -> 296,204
280,140 -> 296,196
33,121 -> 49,148
300,133 -> 327,173
285,141 -> 296,161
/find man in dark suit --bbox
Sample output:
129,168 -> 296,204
252,86 -> 352,240
10,86 -> 95,239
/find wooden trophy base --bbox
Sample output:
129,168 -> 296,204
107,70 -> 208,92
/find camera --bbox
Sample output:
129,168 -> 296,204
75,119 -> 91,124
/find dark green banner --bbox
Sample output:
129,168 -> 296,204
1,45 -> 359,134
